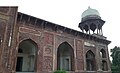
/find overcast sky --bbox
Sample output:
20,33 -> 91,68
1,0 -> 120,55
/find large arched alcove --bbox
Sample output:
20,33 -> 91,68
57,42 -> 74,71
86,50 -> 96,71
16,39 -> 37,73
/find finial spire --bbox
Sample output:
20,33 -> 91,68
88,6 -> 91,9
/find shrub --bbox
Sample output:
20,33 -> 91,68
54,70 -> 67,73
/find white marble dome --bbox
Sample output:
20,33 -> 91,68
81,7 -> 100,18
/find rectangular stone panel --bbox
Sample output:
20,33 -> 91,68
43,32 -> 54,72
0,7 -> 9,13
43,45 -> 53,56
76,59 -> 84,70
76,40 -> 83,59
43,56 -> 53,71
19,27 -> 41,36
44,32 -> 54,45
76,40 -> 84,70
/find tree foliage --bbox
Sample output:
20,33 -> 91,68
111,46 -> 120,72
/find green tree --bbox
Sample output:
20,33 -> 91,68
111,46 -> 120,73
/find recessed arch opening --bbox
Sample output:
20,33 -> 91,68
100,49 -> 106,58
86,50 -> 96,71
57,42 -> 74,71
16,39 -> 37,73
101,60 -> 108,71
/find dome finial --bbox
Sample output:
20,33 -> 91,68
88,6 -> 91,9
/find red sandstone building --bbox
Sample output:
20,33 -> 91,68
0,7 -> 111,73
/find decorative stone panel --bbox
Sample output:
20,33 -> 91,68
44,32 -> 54,45
44,45 -> 53,56
43,32 -> 54,71
0,7 -> 9,14
43,56 -> 53,71
76,40 -> 84,70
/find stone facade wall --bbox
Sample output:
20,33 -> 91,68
0,7 -> 111,73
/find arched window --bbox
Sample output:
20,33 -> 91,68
86,50 -> 96,71
101,60 -> 108,71
100,49 -> 106,58
57,42 -> 74,71
16,39 -> 37,72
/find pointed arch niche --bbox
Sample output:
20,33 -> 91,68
57,42 -> 74,71
16,39 -> 37,73
100,49 -> 106,58
101,60 -> 108,71
86,50 -> 96,71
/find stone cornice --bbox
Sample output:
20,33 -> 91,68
17,12 -> 111,45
